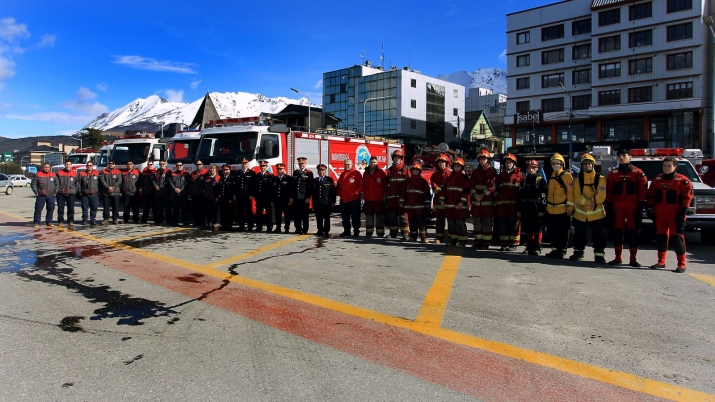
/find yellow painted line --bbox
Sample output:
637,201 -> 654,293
415,248 -> 463,327
205,234 -> 312,270
690,274 -> 715,287
114,227 -> 190,242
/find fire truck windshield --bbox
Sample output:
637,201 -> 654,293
630,160 -> 701,183
110,144 -> 150,164
168,140 -> 200,164
195,132 -> 257,164
67,154 -> 89,164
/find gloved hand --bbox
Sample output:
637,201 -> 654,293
675,207 -> 688,234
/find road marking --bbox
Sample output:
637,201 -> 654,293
114,227 -> 190,242
690,273 -> 715,287
205,234 -> 312,270
415,248 -> 463,327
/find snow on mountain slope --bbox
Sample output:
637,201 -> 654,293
437,68 -> 507,94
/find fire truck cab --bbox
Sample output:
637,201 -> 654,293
110,133 -> 165,172
51,148 -> 98,173
166,130 -> 202,173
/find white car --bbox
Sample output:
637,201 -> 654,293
9,175 -> 31,187
0,173 -> 13,195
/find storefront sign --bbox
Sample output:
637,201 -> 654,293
516,110 -> 542,124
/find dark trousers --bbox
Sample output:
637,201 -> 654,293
102,194 -> 119,221
236,197 -> 253,230
34,195 -> 56,224
573,218 -> 606,254
122,193 -> 140,223
57,194 -> 75,224
547,213 -> 571,252
81,194 -> 99,223
340,199 -> 361,234
142,192 -> 155,223
219,199 -> 234,230
255,199 -> 272,230
206,198 -> 218,226
155,192 -> 172,224
172,193 -> 188,224
274,201 -> 292,230
315,204 -> 331,234
192,196 -> 204,226
408,214 -> 426,238
293,198 -> 310,233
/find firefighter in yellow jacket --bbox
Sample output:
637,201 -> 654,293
569,154 -> 608,263
545,153 -> 574,259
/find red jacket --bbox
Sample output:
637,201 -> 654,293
606,163 -> 647,210
31,170 -> 59,196
495,167 -> 522,215
470,165 -> 498,207
362,167 -> 387,202
385,162 -> 410,204
647,173 -> 694,217
403,175 -> 431,215
191,167 -> 208,196
429,167 -> 451,210
141,166 -> 157,194
56,168 -> 78,195
440,171 -> 470,219
337,168 -> 364,203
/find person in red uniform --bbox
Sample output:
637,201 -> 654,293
31,162 -> 59,227
56,160 -> 77,228
403,162 -> 431,243
495,153 -> 522,251
190,159 -> 208,226
337,158 -> 364,237
362,156 -> 388,238
120,161 -> 141,224
605,149 -> 648,267
470,149 -> 498,249
646,156 -> 694,273
140,162 -> 157,223
440,158 -> 470,247
385,150 -> 411,239
430,154 -> 451,244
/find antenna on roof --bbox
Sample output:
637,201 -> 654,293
380,42 -> 384,68
360,48 -> 365,65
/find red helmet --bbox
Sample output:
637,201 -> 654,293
410,162 -> 423,172
391,150 -> 404,158
503,153 -> 517,163
436,153 -> 449,163
477,149 -> 491,159
452,158 -> 465,167
526,159 -> 539,168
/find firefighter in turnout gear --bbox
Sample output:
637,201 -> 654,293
440,158 -> 470,247
250,160 -> 274,232
569,154 -> 607,263
403,162 -> 431,243
646,156 -> 694,273
271,163 -> 293,233
518,159 -> 547,255
470,149 -> 498,249
429,154 -> 451,243
292,157 -> 313,234
605,149 -> 648,267
362,156 -> 388,238
312,164 -> 336,237
545,153 -> 574,259
495,153 -> 522,251
385,150 -> 411,239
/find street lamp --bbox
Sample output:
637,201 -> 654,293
159,121 -> 165,138
559,82 -> 573,172
290,88 -> 311,131
704,15 -> 715,158
363,96 -> 390,136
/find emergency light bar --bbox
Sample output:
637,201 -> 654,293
122,133 -> 155,139
72,148 -> 95,154
630,148 -> 684,157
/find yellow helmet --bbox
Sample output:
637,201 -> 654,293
550,153 -> 565,165
581,153 -> 596,165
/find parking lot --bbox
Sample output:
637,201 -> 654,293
1,186 -> 714,401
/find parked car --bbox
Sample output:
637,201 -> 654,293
0,173 -> 14,195
9,175 -> 31,187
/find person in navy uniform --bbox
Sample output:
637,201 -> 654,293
235,158 -> 255,231
312,164 -> 336,237
292,157 -> 313,234
250,160 -> 274,232
272,163 -> 293,233
217,164 -> 237,230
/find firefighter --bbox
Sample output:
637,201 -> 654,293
271,163 -> 293,233
100,160 -> 122,224
440,158 -> 470,247
430,154 -> 451,243
646,156 -> 694,273
470,149 -> 498,249
403,162 -> 431,243
78,161 -> 100,227
190,160 -> 208,226
337,158 -> 364,237
217,164 -> 237,230
569,154 -> 607,263
121,161 -> 141,224
250,160 -> 274,232
153,160 -> 172,225
292,157 -> 313,234
235,158 -> 256,231
202,164 -> 221,229
545,153 -> 574,259
140,161 -> 157,223
312,164 -> 336,237
362,156 -> 388,238
605,149 -> 648,267
31,162 -> 59,227
56,160 -> 77,228
168,162 -> 191,225
385,150 -> 410,239
517,159 -> 547,255
495,153 -> 522,251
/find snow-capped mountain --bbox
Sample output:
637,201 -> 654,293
437,68 -> 507,95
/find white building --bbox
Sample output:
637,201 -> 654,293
322,63 -> 465,146
466,87 -> 507,113
506,0 -> 715,155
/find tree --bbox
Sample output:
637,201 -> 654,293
0,162 -> 23,175
78,128 -> 105,150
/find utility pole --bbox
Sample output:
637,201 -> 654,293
559,82 -> 573,172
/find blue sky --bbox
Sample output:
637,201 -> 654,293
0,0 -> 552,139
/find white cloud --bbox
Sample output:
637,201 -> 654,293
96,83 -> 108,92
0,18 -> 30,42
37,34 -> 56,48
0,56 -> 15,82
190,79 -> 201,90
5,111 -> 91,125
498,49 -> 507,63
114,55 -> 198,74
164,89 -> 184,102
61,86 -> 109,116
314,79 -> 322,89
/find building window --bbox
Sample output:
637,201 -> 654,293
572,44 -> 591,60
453,108 -> 458,116
666,82 -> 693,99
572,19 -> 591,35
479,123 -> 486,135
411,79 -> 416,88
542,49 -> 564,64
629,58 -> 652,74
667,52 -> 692,69
410,120 -> 417,129
516,77 -> 530,89
667,23 -> 693,41
628,86 -> 652,103
599,90 -> 621,106
572,95 -> 591,110
630,3 -> 652,20
516,54 -> 530,67
599,35 -> 621,52
629,30 -> 652,47
542,98 -> 564,113
667,0 -> 692,13
572,69 -> 591,84
542,24 -> 564,41
542,73 -> 564,88
516,101 -> 530,113
454,89 -> 459,98
411,99 -> 416,108
599,62 -> 621,78
599,9 -> 620,26
517,31 -> 530,44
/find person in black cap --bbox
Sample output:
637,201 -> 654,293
250,160 -> 274,232
272,163 -> 293,233
235,158 -> 255,231
217,164 -> 237,230
292,157 -> 313,234
312,163 -> 336,237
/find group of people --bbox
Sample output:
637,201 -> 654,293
30,147 -> 694,273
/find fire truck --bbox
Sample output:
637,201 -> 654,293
166,130 -> 202,172
51,148 -> 98,173
109,132 -> 166,172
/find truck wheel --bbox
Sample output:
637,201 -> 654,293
701,228 -> 715,245
5,186 -> 13,195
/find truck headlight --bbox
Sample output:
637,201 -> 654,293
696,196 -> 715,203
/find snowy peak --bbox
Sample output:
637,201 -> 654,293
438,68 -> 507,95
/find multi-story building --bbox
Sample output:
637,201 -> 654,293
466,87 -> 508,139
506,0 -> 715,156
322,62 -> 465,146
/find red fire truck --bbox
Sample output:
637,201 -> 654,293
51,148 -> 98,173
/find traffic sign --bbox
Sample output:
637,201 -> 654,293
28,166 -> 37,173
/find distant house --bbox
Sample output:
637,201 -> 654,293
463,111 -> 503,154
272,104 -> 322,131
13,142 -> 77,166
